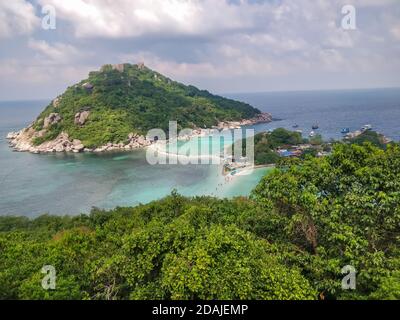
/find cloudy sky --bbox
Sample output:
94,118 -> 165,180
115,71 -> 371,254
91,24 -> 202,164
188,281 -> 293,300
0,0 -> 399,100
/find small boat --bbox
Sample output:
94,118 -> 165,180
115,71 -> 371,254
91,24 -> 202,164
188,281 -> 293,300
309,131 -> 316,138
361,124 -> 372,131
292,124 -> 299,128
312,124 -> 319,130
341,128 -> 350,134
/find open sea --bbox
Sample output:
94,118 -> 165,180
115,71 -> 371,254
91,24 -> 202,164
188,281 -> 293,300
0,88 -> 399,216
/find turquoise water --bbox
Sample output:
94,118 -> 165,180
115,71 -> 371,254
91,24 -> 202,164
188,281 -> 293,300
1,88 -> 399,216
0,101 -> 268,216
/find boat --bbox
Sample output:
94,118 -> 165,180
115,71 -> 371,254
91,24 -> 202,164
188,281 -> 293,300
341,128 -> 350,134
361,124 -> 372,132
292,124 -> 299,128
309,131 -> 316,138
312,124 -> 319,130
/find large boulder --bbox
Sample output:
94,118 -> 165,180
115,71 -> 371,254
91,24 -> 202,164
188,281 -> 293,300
6,132 -> 19,139
55,144 -> 65,152
52,97 -> 61,108
112,64 -> 125,72
82,82 -> 94,91
137,136 -> 146,145
74,111 -> 90,126
43,113 -> 62,129
72,139 -> 85,152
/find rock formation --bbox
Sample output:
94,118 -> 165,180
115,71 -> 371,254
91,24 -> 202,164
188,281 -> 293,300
43,113 -> 62,129
113,64 -> 125,72
6,127 -> 153,154
216,112 -> 273,129
74,111 -> 90,126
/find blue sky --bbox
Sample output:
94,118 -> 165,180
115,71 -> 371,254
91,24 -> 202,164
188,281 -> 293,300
0,0 -> 399,100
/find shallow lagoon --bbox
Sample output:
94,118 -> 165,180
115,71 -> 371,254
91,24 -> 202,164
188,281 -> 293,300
0,125 -> 268,216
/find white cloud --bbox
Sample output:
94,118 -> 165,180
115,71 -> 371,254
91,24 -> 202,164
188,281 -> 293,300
1,0 -> 400,98
0,0 -> 39,38
0,58 -> 91,85
27,39 -> 87,64
340,0 -> 399,7
390,25 -> 400,41
0,40 -> 92,93
38,0 -> 260,38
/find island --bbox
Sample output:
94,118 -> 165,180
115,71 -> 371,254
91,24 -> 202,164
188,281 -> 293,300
6,63 -> 272,154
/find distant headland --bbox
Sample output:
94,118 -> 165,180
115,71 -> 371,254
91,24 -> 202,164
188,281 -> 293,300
6,63 -> 271,154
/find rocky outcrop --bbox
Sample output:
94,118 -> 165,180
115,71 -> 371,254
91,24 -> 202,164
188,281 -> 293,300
6,132 -> 19,140
52,97 -> 61,108
44,113 -> 62,129
113,64 -> 125,72
216,112 -> 273,130
74,111 -> 90,126
6,111 -> 271,155
6,112 -> 272,155
72,139 -> 85,153
7,127 -> 153,154
82,82 -> 94,92
7,129 -> 83,154
91,133 -> 152,153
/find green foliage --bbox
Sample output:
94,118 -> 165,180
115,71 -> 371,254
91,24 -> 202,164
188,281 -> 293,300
0,195 -> 315,300
309,134 -> 323,146
236,128 -> 307,165
252,143 -> 400,299
347,130 -> 389,149
32,124 -> 62,146
268,128 -> 305,147
159,225 -> 314,300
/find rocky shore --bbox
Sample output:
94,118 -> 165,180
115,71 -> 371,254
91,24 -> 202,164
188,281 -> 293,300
215,112 -> 272,130
6,126 -> 153,154
6,112 -> 272,154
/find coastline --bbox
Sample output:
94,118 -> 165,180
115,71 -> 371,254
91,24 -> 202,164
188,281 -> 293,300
6,112 -> 272,155
223,163 -> 275,177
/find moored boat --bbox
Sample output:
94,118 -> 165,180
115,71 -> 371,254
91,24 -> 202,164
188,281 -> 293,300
361,124 -> 372,132
341,128 -> 350,134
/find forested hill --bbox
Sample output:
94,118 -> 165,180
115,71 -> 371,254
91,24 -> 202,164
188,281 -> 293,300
30,63 -> 261,148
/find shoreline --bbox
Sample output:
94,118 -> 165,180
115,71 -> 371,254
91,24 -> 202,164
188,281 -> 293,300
223,163 -> 275,177
6,112 -> 272,155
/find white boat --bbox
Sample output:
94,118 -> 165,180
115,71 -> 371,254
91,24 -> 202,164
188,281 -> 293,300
361,124 -> 372,131
309,130 -> 316,138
